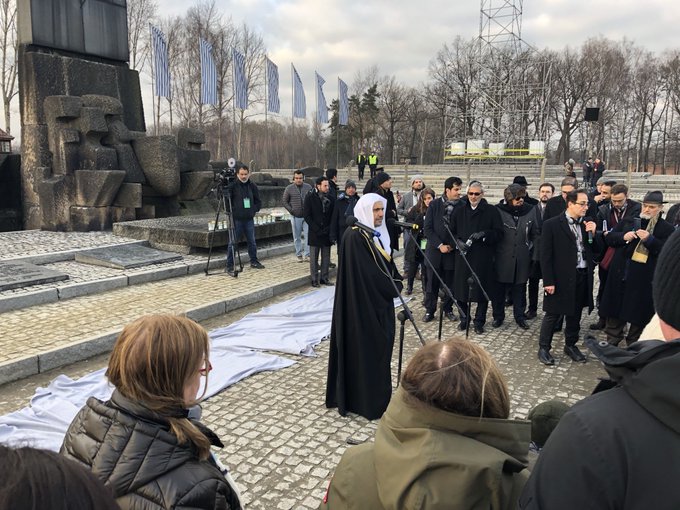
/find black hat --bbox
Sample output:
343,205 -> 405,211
653,230 -> 680,332
344,179 -> 357,190
513,175 -> 530,187
375,172 -> 391,186
642,191 -> 666,204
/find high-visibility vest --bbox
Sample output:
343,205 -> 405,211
357,154 -> 366,164
368,154 -> 378,165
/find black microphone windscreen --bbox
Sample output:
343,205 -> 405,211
386,218 -> 396,228
346,216 -> 358,226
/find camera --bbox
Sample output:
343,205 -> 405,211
215,157 -> 238,186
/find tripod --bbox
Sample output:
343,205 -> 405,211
205,182 -> 243,277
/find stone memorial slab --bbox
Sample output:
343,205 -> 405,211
0,261 -> 69,291
75,244 -> 183,269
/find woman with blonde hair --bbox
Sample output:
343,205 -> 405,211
61,314 -> 242,510
321,338 -> 530,510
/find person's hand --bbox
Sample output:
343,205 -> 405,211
595,194 -> 604,203
584,221 -> 596,234
623,231 -> 637,242
439,244 -> 452,253
544,285 -> 555,295
636,229 -> 650,240
470,231 -> 485,241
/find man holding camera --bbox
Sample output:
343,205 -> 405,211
226,164 -> 264,274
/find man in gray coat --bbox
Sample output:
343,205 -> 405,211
397,175 -> 425,275
282,169 -> 312,262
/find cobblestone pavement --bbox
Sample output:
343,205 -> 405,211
0,275 -> 608,509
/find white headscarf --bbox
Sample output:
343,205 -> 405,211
353,193 -> 392,255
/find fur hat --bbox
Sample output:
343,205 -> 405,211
528,400 -> 570,447
653,230 -> 680,331
375,172 -> 391,186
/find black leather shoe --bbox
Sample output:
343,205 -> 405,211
422,313 -> 434,323
589,318 -> 606,331
538,348 -> 555,365
445,311 -> 457,322
525,310 -> 537,319
329,262 -> 337,269
311,281 -> 320,288
492,319 -> 503,328
564,345 -> 587,363
250,261 -> 265,269
474,324 -> 485,334
320,279 -> 334,286
516,319 -> 530,330
405,286 -> 413,296
458,321 -> 468,331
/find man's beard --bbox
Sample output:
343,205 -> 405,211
640,212 -> 656,220
540,196 -> 549,203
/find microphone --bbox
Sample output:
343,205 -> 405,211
386,218 -> 419,231
346,216 -> 380,237
585,216 -> 594,244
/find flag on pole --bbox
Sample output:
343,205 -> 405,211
199,39 -> 217,105
338,78 -> 349,126
292,64 -> 306,119
315,72 -> 328,124
150,24 -> 171,98
233,48 -> 248,110
266,57 -> 280,114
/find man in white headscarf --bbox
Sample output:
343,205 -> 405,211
326,193 -> 403,420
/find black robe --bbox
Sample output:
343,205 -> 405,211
326,226 -> 403,420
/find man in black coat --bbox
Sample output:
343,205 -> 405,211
422,176 -> 464,323
303,176 -> 334,287
450,180 -> 503,334
520,230 -> 680,510
537,189 -> 598,365
543,176 -> 577,220
226,164 -> 264,273
589,183 -> 641,330
512,175 -> 538,205
329,180 -> 359,248
526,182 -> 554,319
600,191 -> 674,345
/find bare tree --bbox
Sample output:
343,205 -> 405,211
127,0 -> 158,71
0,0 -> 17,134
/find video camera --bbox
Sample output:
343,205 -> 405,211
215,157 -> 239,187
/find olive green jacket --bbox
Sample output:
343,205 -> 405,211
321,387 -> 530,510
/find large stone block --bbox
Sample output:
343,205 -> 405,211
18,48 -> 67,125
38,173 -> 75,231
74,169 -> 125,206
64,58 -> 119,99
110,206 -> 136,223
116,67 -> 145,132
113,182 -> 142,208
81,94 -> 123,116
179,149 -> 211,173
49,128 -> 80,176
78,142 -> 118,170
178,171 -> 214,201
113,144 -> 145,183
132,136 -> 180,196
177,127 -> 205,149
103,118 -> 133,144
77,106 -> 108,135
44,95 -> 83,119
70,205 -> 112,231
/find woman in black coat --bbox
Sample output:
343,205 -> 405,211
404,188 -> 435,295
61,315 -> 242,510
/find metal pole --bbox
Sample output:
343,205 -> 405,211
264,55 -> 269,169
291,64 -> 295,169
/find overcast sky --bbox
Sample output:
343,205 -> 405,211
145,0 -> 679,125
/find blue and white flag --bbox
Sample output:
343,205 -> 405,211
150,24 -> 171,98
266,57 -> 280,114
200,39 -> 217,105
233,48 -> 248,110
315,72 -> 328,124
338,78 -> 349,126
292,64 -> 306,119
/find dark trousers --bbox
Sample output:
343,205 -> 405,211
227,219 -> 258,268
424,267 -> 454,314
538,270 -> 588,350
596,266 -> 608,310
407,256 -> 427,292
604,317 -> 645,346
310,245 -> 330,283
369,164 -> 377,178
458,299 -> 489,327
492,282 -> 527,322
358,164 -> 365,180
528,261 -> 542,313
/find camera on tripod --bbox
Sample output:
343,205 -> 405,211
214,157 -> 238,188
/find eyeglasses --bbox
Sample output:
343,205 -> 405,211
512,197 -> 525,201
468,192 -> 482,196
199,360 -> 213,377
574,201 -> 588,207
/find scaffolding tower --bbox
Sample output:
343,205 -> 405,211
443,0 -> 551,161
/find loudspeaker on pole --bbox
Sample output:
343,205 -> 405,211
585,107 -> 600,122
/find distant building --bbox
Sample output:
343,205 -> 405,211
0,128 -> 13,153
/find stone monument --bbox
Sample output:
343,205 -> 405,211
17,0 -> 214,231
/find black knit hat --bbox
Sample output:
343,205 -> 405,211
375,172 -> 391,186
653,229 -> 680,331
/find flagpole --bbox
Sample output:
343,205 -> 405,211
232,48 -> 238,159
264,55 -> 269,169
291,63 -> 295,170
336,78 -> 340,169
314,72 -> 318,166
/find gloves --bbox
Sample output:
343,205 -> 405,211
469,231 -> 485,241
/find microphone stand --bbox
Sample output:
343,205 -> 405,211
408,230 -> 467,339
443,222 -> 491,339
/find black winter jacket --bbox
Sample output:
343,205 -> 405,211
60,391 -> 241,510
520,337 -> 680,510
228,179 -> 261,221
